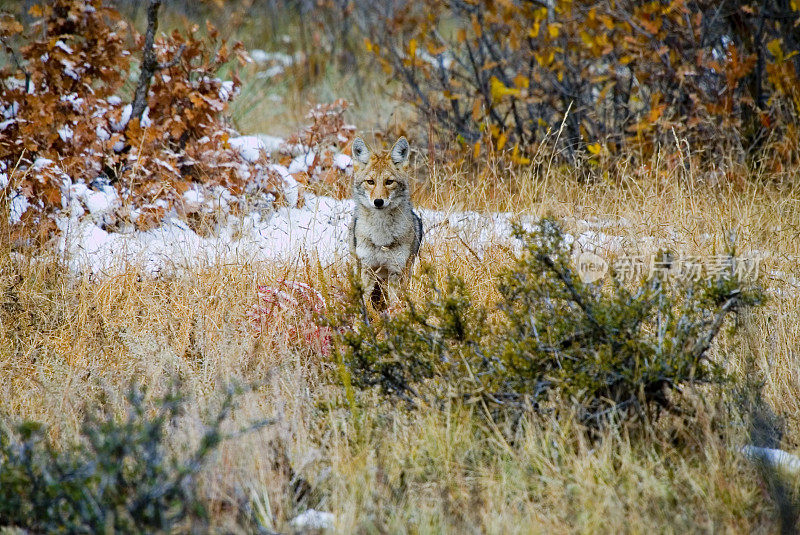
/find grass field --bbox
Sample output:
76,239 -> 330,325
3,149 -> 800,531
2,3 -> 800,531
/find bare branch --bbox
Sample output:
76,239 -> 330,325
130,0 -> 162,124
128,0 -> 186,130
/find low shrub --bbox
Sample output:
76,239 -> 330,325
0,0 -> 282,238
333,218 -> 764,426
0,381 -> 268,533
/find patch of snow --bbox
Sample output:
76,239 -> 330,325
267,164 -> 298,208
255,134 -> 284,153
107,95 -> 122,106
54,189 -> 625,280
741,445 -> 800,474
63,180 -> 119,219
249,49 -> 270,64
110,104 -> 132,132
58,192 -> 354,276
208,186 -> 234,214
334,153 -> 352,171
229,136 -> 266,163
2,101 -> 18,119
33,158 -> 54,170
0,174 -> 7,189
61,58 -> 80,80
141,107 -> 152,128
575,230 -> 624,254
256,50 -> 294,66
288,151 -> 315,174
55,40 -> 74,54
153,158 -> 178,175
183,188 -> 204,211
289,510 -> 335,531
96,125 -> 110,141
9,191 -> 29,224
257,65 -> 284,79
58,124 -> 74,142
61,93 -> 85,112
0,119 -> 15,131
84,186 -> 120,215
219,80 -> 236,101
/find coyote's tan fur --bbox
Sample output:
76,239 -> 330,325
348,137 -> 423,310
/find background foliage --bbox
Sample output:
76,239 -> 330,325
354,0 -> 800,169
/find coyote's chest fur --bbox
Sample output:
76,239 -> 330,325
352,205 -> 419,274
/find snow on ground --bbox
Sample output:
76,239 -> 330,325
35,133 -> 664,278
227,136 -> 266,163
56,192 -> 532,276
50,129 -> 646,277
56,182 -> 644,278
57,194 -> 353,276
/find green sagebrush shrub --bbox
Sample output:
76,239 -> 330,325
0,382 -> 268,534
333,218 -> 764,425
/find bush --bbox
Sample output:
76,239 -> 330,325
0,0 -> 278,237
360,0 -> 800,167
0,381 -> 266,533
333,218 -> 764,425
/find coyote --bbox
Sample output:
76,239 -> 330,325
348,136 -> 423,310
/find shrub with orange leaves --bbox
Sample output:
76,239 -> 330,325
0,0 -> 274,238
278,99 -> 356,200
358,0 -> 800,169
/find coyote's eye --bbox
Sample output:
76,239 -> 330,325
385,179 -> 394,186
366,179 -> 375,185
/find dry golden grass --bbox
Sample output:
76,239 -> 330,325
2,149 -> 799,532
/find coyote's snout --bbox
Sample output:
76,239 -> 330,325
349,136 -> 423,310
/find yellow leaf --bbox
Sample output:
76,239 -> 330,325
409,39 -> 417,59
648,103 -> 666,123
529,21 -> 541,38
28,4 -> 42,17
587,142 -> 602,155
548,23 -> 561,39
473,141 -> 481,159
767,38 -> 784,62
490,76 -> 521,102
512,143 -> 531,165
364,38 -> 373,53
513,74 -> 529,88
496,131 -> 509,151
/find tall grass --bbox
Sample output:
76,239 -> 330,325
2,2 -> 799,529
2,149 -> 799,530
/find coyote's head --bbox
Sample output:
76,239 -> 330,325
351,137 -> 411,210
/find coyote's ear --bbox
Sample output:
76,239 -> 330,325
390,137 -> 410,167
352,137 -> 371,165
